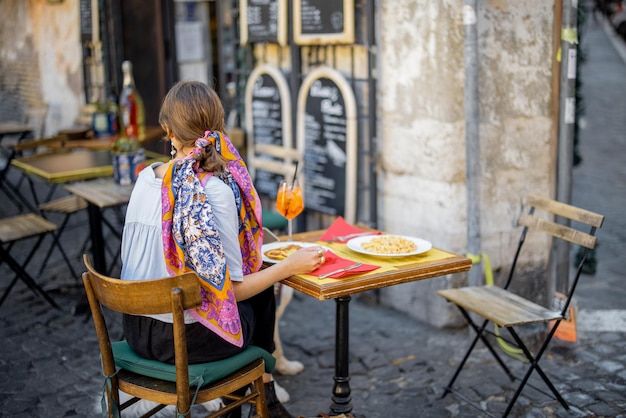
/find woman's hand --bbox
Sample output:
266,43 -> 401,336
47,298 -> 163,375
235,245 -> 326,301
281,246 -> 326,275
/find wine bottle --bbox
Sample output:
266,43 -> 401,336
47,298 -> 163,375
118,60 -> 145,140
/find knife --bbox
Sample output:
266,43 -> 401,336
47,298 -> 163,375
318,263 -> 363,279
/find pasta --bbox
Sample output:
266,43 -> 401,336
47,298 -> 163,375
361,235 -> 417,254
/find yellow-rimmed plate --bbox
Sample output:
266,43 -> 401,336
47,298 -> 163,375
346,235 -> 432,257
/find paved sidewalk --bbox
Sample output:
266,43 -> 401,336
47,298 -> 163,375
1,9 -> 625,418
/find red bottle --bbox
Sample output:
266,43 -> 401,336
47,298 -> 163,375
118,60 -> 145,140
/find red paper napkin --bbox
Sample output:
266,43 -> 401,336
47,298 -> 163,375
311,251 -> 379,279
319,216 -> 381,243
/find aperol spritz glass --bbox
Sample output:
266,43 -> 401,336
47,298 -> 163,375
276,179 -> 304,241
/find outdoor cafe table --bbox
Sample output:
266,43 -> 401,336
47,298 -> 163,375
12,149 -> 117,185
64,178 -> 134,273
11,149 -> 167,272
276,229 -> 472,416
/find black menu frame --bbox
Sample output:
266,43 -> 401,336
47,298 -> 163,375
293,0 -> 355,45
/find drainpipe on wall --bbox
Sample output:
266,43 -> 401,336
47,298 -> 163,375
463,1 -> 482,288
555,0 -> 578,293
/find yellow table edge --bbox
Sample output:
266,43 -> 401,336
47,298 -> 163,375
273,230 -> 472,300
12,150 -> 168,183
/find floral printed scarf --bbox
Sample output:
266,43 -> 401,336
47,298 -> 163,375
161,130 -> 263,347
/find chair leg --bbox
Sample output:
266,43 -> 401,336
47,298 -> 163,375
0,182 -> 25,212
443,306 -> 515,399
0,275 -> 21,307
252,377 -> 269,418
38,213 -> 78,278
25,175 -> 42,211
503,327 -> 569,417
0,242 -> 59,309
441,322 -> 484,398
0,177 -> 38,213
458,308 -> 515,380
48,227 -> 79,278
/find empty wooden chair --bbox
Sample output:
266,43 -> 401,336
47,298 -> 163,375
82,254 -> 274,417
0,213 -> 60,308
438,195 -> 604,417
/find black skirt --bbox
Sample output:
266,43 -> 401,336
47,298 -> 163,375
123,286 -> 276,364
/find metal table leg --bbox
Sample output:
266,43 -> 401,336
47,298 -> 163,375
330,295 -> 353,415
86,203 -> 106,273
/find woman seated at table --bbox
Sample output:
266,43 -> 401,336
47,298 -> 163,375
120,81 -> 323,418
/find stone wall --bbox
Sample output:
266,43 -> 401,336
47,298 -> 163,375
248,1 -> 559,327
0,0 -> 83,136
377,0 -> 558,326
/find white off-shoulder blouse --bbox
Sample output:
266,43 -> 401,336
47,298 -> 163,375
120,162 -> 244,323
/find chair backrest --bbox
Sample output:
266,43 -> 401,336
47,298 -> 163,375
518,195 -> 604,249
247,142 -> 303,181
507,195 -> 604,313
82,254 -> 202,404
82,254 -> 201,315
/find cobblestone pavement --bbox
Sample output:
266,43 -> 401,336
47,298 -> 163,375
1,9 -> 625,418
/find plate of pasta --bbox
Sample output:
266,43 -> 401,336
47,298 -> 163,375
346,234 -> 432,257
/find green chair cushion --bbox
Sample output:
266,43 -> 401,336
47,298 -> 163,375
262,209 -> 288,231
111,341 -> 275,386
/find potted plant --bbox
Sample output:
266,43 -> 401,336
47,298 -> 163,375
110,136 -> 146,185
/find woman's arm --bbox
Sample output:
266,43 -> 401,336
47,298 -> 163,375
233,246 -> 322,301
203,175 -> 322,300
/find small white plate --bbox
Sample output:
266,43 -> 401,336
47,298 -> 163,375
262,241 -> 329,264
346,235 -> 432,257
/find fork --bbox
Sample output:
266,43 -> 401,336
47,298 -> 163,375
318,263 -> 363,279
324,232 -> 376,243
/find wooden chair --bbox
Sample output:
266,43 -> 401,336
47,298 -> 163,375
82,254 -> 274,417
438,195 -> 604,417
36,195 -> 87,278
0,213 -> 60,309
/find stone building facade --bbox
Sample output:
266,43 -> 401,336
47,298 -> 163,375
0,0 -> 83,137
0,0 -> 564,328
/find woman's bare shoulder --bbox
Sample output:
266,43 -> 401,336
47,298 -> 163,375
153,161 -> 171,179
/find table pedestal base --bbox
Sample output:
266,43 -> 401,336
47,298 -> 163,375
330,295 -> 353,415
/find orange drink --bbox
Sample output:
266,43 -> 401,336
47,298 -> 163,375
276,179 -> 304,241
276,182 -> 304,220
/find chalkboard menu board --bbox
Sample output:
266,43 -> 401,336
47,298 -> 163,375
294,0 -> 355,45
244,65 -> 293,198
79,0 -> 92,42
297,67 -> 357,222
240,0 -> 287,46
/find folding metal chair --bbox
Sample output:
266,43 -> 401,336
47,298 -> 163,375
0,213 -> 60,309
37,195 -> 127,278
438,195 -> 604,417
37,195 -> 88,278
